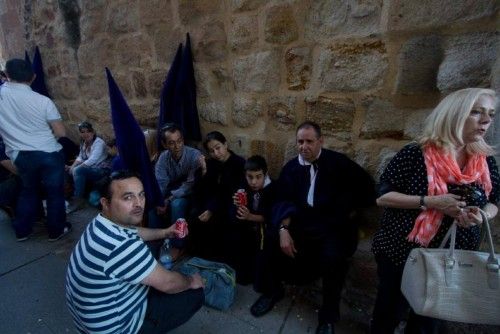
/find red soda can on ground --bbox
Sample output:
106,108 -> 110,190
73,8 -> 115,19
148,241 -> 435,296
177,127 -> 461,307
175,218 -> 188,238
236,189 -> 247,207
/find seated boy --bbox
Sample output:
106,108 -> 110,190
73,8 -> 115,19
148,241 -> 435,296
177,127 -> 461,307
229,155 -> 277,286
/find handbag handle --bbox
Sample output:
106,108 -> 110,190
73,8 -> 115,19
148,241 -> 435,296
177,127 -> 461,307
439,209 -> 498,289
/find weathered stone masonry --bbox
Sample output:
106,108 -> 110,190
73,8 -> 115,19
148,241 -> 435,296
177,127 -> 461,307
0,0 -> 499,329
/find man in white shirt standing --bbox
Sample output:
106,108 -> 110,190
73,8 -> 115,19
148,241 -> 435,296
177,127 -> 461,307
0,58 -> 71,241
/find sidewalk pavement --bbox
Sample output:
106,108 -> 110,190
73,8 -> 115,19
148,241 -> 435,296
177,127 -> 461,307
0,207 -> 364,334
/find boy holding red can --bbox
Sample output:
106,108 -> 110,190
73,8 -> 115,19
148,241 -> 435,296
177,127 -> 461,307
231,155 -> 278,286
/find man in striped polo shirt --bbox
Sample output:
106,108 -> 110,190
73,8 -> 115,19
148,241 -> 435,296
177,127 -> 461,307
66,170 -> 204,333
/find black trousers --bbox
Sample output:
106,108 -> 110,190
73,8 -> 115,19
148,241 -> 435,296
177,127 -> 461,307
139,287 -> 204,333
257,229 -> 350,324
371,254 -> 442,334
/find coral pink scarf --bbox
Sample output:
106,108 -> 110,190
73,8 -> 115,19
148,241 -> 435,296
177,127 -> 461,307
407,144 -> 492,246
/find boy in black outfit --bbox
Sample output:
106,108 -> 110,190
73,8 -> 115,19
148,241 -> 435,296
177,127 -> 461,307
231,155 -> 277,287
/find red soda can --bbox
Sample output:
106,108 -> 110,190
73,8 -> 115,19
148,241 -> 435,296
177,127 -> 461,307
236,189 -> 247,207
175,218 -> 188,238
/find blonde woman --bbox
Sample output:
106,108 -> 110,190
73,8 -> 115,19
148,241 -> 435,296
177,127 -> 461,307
143,129 -> 159,164
371,88 -> 499,333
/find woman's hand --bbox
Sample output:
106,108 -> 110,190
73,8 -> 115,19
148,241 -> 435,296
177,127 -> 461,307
456,206 -> 482,228
198,210 -> 212,222
426,194 -> 466,218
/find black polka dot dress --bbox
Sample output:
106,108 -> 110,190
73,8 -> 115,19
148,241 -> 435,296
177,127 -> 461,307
372,143 -> 500,266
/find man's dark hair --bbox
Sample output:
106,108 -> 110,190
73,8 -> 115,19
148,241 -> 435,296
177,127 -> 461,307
5,59 -> 34,83
160,123 -> 183,143
296,121 -> 322,138
245,155 -> 268,174
97,170 -> 141,201
203,131 -> 227,150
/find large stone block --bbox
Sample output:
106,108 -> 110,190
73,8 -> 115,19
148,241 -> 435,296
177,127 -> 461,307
148,69 -> 167,99
195,66 -> 232,99
198,99 -> 229,125
233,51 -> 280,93
132,71 -> 148,98
193,21 -> 228,63
77,37 -> 115,75
80,10 -> 104,43
230,0 -> 267,12
437,32 -> 499,93
178,0 -> 221,25
139,0 -> 172,28
232,95 -> 263,128
228,15 -> 258,52
264,5 -> 298,45
50,77 -> 79,100
305,0 -> 382,40
304,95 -> 356,136
388,0 -> 497,31
116,33 -> 152,68
285,46 -> 312,91
404,108 -> 432,140
395,35 -> 443,94
79,75 -> 109,100
250,139 -> 285,178
105,1 -> 139,34
360,98 -> 407,139
153,26 -> 183,65
317,41 -> 387,92
267,96 -> 297,131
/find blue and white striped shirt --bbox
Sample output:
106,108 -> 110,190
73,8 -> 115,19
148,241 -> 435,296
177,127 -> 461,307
65,214 -> 156,333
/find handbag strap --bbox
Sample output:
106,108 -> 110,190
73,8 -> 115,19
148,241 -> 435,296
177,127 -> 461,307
439,209 -> 498,289
479,210 -> 499,289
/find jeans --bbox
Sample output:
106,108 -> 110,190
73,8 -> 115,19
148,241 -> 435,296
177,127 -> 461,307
14,150 -> 66,239
72,165 -> 110,198
139,287 -> 204,333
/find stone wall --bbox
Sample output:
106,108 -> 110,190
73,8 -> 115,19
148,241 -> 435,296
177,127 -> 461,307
0,0 -> 499,330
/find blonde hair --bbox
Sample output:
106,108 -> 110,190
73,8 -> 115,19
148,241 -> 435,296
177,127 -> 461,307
419,88 -> 497,156
143,129 -> 159,162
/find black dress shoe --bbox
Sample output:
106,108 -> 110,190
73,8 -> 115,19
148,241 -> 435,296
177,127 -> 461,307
250,288 -> 285,317
316,323 -> 335,334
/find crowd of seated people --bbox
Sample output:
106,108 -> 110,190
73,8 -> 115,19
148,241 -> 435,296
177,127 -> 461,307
1,60 -> 497,334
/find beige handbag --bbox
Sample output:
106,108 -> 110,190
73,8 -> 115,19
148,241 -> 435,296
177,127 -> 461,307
401,210 -> 500,325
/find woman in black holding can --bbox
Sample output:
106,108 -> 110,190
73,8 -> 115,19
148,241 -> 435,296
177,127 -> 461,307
370,88 -> 499,333
191,131 -> 248,281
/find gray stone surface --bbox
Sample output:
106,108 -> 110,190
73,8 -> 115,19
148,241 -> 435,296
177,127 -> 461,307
264,5 -> 299,45
233,51 -> 281,93
388,0 -> 497,31
232,95 -> 263,128
230,0 -> 267,12
305,95 -> 356,136
437,32 -> 499,93
198,99 -> 229,125
228,15 -> 258,52
360,98 -> 407,139
317,42 -> 388,92
305,0 -> 382,39
395,35 -> 443,94
267,96 -> 298,131
285,46 -> 312,91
